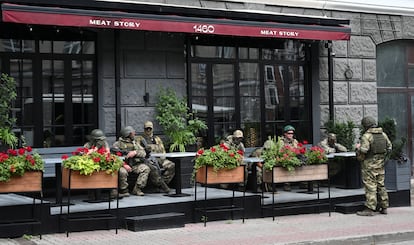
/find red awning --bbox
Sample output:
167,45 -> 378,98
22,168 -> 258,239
1,3 -> 350,41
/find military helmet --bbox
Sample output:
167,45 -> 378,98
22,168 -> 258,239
89,129 -> 106,140
120,126 -> 135,137
361,116 -> 376,129
283,125 -> 295,132
327,133 -> 337,141
233,130 -> 243,138
144,121 -> 153,129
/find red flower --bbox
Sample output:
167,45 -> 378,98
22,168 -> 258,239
116,151 -> 122,156
7,149 -> 17,156
93,157 -> 101,163
237,150 -> 244,156
61,155 -> 69,160
302,140 -> 309,145
196,149 -> 204,156
18,148 -> 25,155
210,147 -> 216,152
229,152 -> 235,157
26,146 -> 32,152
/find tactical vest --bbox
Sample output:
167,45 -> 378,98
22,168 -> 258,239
370,133 -> 387,154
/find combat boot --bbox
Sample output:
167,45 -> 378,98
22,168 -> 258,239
132,186 -> 144,196
118,189 -> 130,198
159,181 -> 170,193
356,208 -> 375,216
379,208 -> 388,215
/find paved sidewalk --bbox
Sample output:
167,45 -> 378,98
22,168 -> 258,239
0,206 -> 412,245
1,179 -> 413,245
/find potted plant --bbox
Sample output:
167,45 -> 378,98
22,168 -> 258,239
0,73 -> 18,150
0,146 -> 44,192
261,137 -> 328,183
378,117 -> 411,191
324,120 -> 356,151
155,88 -> 207,152
61,147 -> 123,189
193,143 -> 244,184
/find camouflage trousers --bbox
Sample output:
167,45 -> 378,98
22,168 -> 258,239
361,167 -> 389,210
158,158 -> 175,184
119,163 -> 163,192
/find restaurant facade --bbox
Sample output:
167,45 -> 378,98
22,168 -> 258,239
0,0 -> 413,161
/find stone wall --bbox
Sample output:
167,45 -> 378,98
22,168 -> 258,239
97,31 -> 185,144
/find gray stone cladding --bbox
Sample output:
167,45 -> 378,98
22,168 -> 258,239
96,0 -> 414,143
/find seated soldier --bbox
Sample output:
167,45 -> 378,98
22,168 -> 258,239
135,121 -> 175,187
318,133 -> 348,154
112,126 -> 169,196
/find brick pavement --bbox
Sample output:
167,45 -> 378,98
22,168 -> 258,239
1,178 -> 413,245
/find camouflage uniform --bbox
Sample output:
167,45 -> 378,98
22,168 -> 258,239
223,130 -> 246,187
113,133 -> 168,196
282,125 -> 298,191
356,117 -> 392,215
318,137 -> 347,154
83,129 -> 113,199
135,121 -> 175,185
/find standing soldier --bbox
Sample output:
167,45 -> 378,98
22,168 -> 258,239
355,116 -> 392,216
112,126 -> 169,196
135,121 -> 175,186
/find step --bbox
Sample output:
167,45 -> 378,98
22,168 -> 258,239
334,202 -> 365,214
124,212 -> 186,232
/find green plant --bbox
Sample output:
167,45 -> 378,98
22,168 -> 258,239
155,87 -> 207,152
378,117 -> 406,161
304,146 -> 328,165
0,73 -> 18,148
261,137 -> 327,172
61,147 -> 123,175
194,143 -> 244,171
0,146 -> 44,182
261,136 -> 302,172
324,120 -> 356,150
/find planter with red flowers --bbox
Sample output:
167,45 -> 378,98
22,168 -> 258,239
61,147 -> 123,189
193,143 -> 245,184
0,147 -> 44,193
262,137 -> 328,183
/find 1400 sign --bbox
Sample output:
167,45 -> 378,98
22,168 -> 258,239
193,24 -> 215,33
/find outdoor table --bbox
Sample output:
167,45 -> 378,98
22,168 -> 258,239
327,152 -> 361,189
151,152 -> 196,197
44,158 -> 64,205
243,157 -> 263,193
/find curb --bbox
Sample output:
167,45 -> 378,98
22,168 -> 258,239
291,231 -> 414,245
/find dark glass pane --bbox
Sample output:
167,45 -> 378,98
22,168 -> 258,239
377,42 -> 405,87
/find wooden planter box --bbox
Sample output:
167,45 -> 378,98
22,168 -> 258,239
61,168 -> 118,189
195,165 -> 244,184
263,164 -> 328,183
0,171 -> 42,193
385,159 -> 411,191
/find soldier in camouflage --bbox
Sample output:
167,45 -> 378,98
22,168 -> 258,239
135,121 -> 175,185
281,125 -> 299,191
84,129 -> 110,151
84,129 -> 113,200
223,130 -> 246,153
356,116 -> 392,216
112,126 -> 169,196
318,133 -> 348,154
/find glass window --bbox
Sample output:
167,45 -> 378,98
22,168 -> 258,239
377,42 -> 405,87
39,40 -> 52,53
191,45 -> 235,58
262,40 -> 305,61
0,39 -> 34,53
